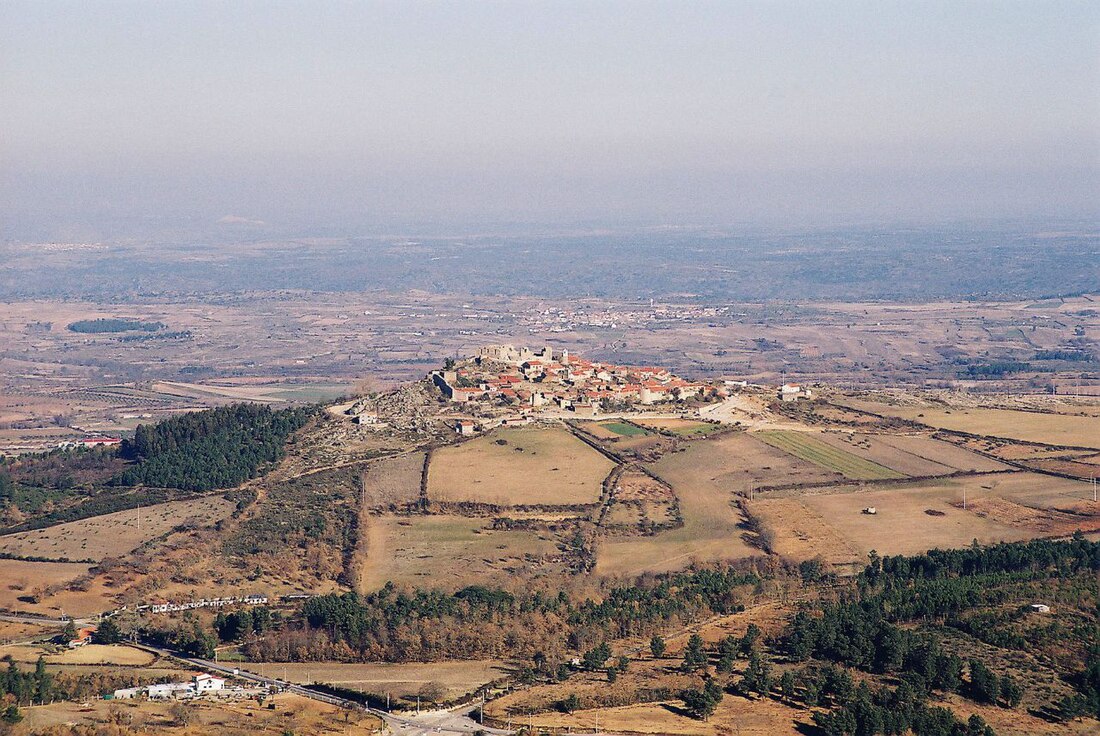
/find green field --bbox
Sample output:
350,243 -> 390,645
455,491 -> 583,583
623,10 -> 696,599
636,418 -> 722,437
754,430 -> 906,481
598,421 -> 651,437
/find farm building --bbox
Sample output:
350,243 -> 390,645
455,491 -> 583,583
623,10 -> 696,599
67,627 -> 96,648
779,384 -> 813,402
1029,603 -> 1052,614
454,420 -> 479,436
193,674 -> 226,693
122,673 -> 226,700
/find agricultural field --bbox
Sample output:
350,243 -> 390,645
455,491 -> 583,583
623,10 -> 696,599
754,430 -> 905,481
596,437 -> 765,576
874,434 -> 1010,473
796,472 -> 1099,557
658,431 -> 844,492
746,497 -> 863,566
359,451 -> 425,509
355,513 -> 563,591
635,418 -> 723,437
0,620 -> 53,644
246,660 -> 506,701
603,468 -> 679,533
0,643 -> 155,666
1021,455 -> 1100,481
580,422 -> 624,441
427,427 -> 614,506
13,692 -> 383,736
596,420 -> 651,437
812,431 -> 1008,477
0,559 -> 93,611
842,401 -> 1100,449
0,496 -> 236,562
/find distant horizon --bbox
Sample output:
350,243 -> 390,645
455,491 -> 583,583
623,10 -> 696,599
4,209 -> 1100,245
3,1 -> 1098,236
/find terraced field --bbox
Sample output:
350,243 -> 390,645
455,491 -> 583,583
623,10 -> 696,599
754,430 -> 906,481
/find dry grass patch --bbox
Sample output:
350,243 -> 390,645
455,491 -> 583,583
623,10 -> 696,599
0,620 -> 53,643
750,498 -> 863,566
665,432 -> 843,492
360,451 -> 424,508
356,513 -> 563,591
0,643 -> 154,666
1022,455 -> 1100,481
0,496 -> 235,561
248,660 -> 507,700
16,691 -> 383,735
798,472 -> 1095,557
847,403 -> 1100,449
876,434 -> 1009,473
487,668 -> 811,736
0,559 -> 92,609
428,427 -> 614,506
596,437 -> 767,576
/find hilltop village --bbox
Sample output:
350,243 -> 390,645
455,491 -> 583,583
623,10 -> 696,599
342,343 -> 815,436
440,344 -> 717,409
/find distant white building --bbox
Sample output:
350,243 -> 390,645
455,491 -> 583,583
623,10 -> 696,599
193,674 -> 226,693
112,687 -> 142,700
135,674 -> 226,700
779,383 -> 813,402
1029,603 -> 1051,614
147,682 -> 193,699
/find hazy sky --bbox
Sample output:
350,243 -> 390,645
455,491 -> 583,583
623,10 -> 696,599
2,1 -> 1098,232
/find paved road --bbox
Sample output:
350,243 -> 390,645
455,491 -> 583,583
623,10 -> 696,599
0,612 -> 67,627
139,643 -> 512,735
0,612 -> 98,628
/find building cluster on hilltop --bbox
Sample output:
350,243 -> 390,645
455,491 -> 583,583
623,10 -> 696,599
430,344 -> 722,423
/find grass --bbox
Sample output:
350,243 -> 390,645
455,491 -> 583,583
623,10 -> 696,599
427,427 -> 614,506
841,402 -> 1100,449
356,514 -> 563,591
596,437 -> 761,576
245,660 -> 507,700
636,418 -> 722,437
0,496 -> 236,562
48,644 -> 155,666
797,472 -> 1097,558
754,430 -> 905,481
598,421 -> 651,437
17,693 -> 384,735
